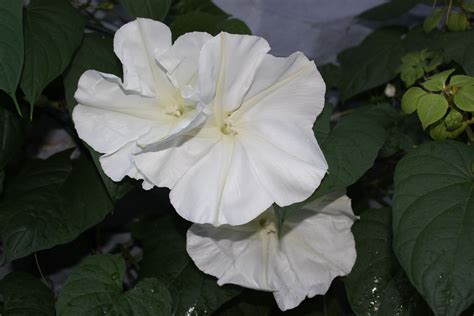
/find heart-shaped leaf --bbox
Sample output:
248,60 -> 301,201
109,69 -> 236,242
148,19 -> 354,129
20,0 -> 84,116
393,141 -> 474,316
0,152 -> 113,262
57,254 -> 172,316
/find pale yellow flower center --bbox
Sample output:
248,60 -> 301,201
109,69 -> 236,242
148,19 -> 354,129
220,114 -> 238,136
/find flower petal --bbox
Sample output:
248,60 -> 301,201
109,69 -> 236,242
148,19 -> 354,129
73,70 -> 164,154
133,124 -> 221,189
237,128 -> 327,207
136,106 -> 207,147
100,142 -> 154,187
234,52 -> 325,127
278,195 -> 356,309
99,141 -> 139,182
170,136 -> 274,226
158,32 -> 212,87
186,195 -> 356,311
113,18 -> 174,97
198,32 -> 270,113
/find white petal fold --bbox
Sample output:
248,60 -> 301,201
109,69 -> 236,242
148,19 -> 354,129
158,32 -> 213,87
73,70 -> 162,155
186,194 -> 357,311
198,32 -> 270,113
113,18 -> 173,96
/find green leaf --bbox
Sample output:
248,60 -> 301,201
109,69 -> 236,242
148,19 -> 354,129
57,254 -> 172,316
316,104 -> 397,196
449,75 -> 474,87
400,65 -> 424,87
437,30 -> 474,76
0,152 -> 113,262
393,141 -> 474,316
420,69 -> 455,92
444,108 -> 465,130
120,0 -> 171,21
416,93 -> 448,129
423,8 -> 444,33
319,63 -> 341,90
345,208 -> 430,316
446,11 -> 469,32
313,103 -> 332,144
63,34 -> 133,202
20,0 -> 85,117
132,215 -> 241,315
171,12 -> 250,40
0,106 -> 24,169
0,272 -> 55,316
338,27 -> 406,100
462,0 -> 474,12
358,0 -> 424,21
429,119 -> 467,140
0,0 -> 23,113
168,0 -> 229,18
454,85 -> 474,112
401,87 -> 428,114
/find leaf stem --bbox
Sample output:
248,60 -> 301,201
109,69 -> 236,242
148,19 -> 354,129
10,94 -> 22,117
34,253 -> 48,287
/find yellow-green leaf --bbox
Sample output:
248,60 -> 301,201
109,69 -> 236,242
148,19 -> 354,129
454,85 -> 474,111
446,11 -> 469,32
423,8 -> 444,33
417,93 -> 448,129
421,69 -> 455,91
401,87 -> 428,114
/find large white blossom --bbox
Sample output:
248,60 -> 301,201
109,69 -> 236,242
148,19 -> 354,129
72,18 -> 211,186
186,194 -> 357,311
135,32 -> 328,226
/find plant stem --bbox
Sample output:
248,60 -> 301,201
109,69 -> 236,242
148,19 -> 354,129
34,253 -> 48,287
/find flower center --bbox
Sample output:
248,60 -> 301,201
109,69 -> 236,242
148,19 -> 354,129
259,218 -> 277,235
220,115 -> 238,136
165,104 -> 183,117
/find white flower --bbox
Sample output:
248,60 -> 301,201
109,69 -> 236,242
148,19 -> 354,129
135,32 -> 328,226
72,18 -> 211,186
186,194 -> 357,311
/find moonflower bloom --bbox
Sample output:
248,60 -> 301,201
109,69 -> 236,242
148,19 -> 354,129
72,18 -> 211,186
135,32 -> 328,225
186,194 -> 357,311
